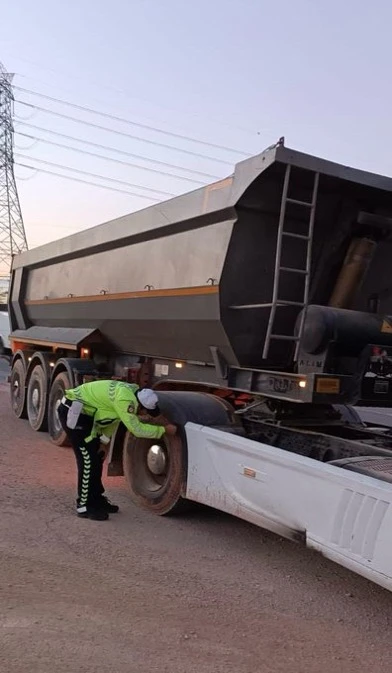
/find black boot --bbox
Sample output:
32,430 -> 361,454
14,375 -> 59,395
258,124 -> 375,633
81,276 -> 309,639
77,507 -> 109,521
97,495 -> 119,514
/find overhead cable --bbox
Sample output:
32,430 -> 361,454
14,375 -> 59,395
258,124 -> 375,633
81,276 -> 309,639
16,100 -> 236,166
14,85 -> 250,157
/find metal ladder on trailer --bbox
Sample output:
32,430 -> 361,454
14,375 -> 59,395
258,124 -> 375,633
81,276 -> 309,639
262,164 -> 320,362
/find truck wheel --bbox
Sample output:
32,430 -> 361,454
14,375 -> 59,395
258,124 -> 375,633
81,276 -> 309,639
10,358 -> 27,419
48,371 -> 71,446
27,364 -> 48,431
123,432 -> 188,516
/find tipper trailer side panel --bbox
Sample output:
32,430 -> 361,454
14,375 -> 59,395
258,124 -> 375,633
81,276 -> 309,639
9,141 -> 392,374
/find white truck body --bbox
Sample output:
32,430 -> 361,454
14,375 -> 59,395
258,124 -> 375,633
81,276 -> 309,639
185,423 -> 392,593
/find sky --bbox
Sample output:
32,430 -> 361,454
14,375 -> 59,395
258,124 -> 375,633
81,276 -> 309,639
2,0 -> 392,251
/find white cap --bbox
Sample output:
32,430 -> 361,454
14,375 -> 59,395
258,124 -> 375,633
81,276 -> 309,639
136,388 -> 159,411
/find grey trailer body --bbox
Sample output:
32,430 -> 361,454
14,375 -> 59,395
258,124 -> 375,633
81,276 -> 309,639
8,139 -> 392,405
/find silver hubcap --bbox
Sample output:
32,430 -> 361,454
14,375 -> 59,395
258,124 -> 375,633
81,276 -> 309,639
12,379 -> 20,408
32,387 -> 39,408
147,444 -> 166,475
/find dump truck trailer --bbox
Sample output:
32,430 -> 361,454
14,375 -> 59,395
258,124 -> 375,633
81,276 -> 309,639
8,138 -> 392,592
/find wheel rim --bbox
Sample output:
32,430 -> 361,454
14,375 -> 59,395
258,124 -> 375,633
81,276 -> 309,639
11,373 -> 22,412
147,444 -> 167,476
136,440 -> 169,492
28,380 -> 41,423
52,397 -> 63,435
48,375 -> 71,446
32,386 -> 40,408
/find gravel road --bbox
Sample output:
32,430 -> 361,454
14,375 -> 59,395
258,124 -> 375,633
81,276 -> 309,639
1,383 -> 392,673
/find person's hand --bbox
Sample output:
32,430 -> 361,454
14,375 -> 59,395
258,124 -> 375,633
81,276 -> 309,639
164,424 -> 177,436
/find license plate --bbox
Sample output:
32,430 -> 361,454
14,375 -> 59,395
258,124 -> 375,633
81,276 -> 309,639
373,379 -> 389,394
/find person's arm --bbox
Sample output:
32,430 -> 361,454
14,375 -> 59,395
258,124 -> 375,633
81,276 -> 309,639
114,398 -> 166,439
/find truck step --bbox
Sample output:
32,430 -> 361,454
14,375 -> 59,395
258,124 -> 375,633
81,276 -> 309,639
279,266 -> 309,275
282,231 -> 311,241
270,334 -> 300,341
230,300 -> 305,309
286,197 -> 313,207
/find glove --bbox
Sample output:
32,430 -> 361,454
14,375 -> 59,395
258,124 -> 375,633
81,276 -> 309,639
164,424 -> 177,436
98,435 -> 110,459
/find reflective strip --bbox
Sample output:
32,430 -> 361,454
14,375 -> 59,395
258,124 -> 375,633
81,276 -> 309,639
77,505 -> 87,513
79,446 -> 91,506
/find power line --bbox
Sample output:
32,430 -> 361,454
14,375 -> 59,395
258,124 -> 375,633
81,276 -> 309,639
16,163 -> 160,200
17,122 -> 221,180
15,154 -> 176,198
14,85 -> 250,157
16,131 -> 208,185
15,136 -> 39,151
16,100 -> 236,166
11,59 -> 258,135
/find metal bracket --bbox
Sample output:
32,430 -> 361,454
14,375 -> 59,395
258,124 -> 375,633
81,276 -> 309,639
210,346 -> 229,380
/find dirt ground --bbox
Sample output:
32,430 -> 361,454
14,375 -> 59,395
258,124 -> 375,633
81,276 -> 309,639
1,384 -> 392,673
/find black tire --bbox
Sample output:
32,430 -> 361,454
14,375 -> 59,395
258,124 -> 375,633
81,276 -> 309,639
48,371 -> 71,447
10,358 -> 27,419
123,431 -> 188,516
122,391 -> 237,517
27,363 -> 49,431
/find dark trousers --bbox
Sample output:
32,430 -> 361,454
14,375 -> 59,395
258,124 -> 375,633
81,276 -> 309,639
58,403 -> 105,511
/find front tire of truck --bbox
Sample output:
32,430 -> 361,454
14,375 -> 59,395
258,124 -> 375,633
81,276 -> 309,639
123,431 -> 188,516
10,358 -> 28,419
48,371 -> 71,447
121,391 -> 237,516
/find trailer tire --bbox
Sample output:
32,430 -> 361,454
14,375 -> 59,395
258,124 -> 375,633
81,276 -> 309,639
27,364 -> 49,432
123,431 -> 188,516
48,371 -> 71,447
10,358 -> 28,419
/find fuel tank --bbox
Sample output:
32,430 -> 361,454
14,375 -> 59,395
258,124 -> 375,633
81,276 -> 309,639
300,305 -> 392,356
